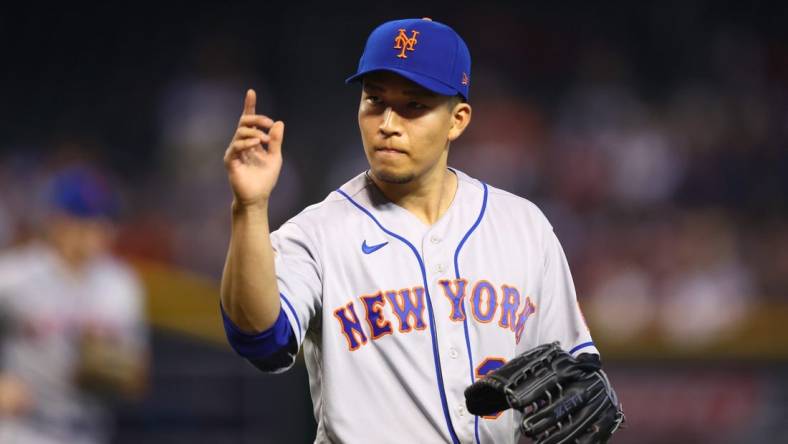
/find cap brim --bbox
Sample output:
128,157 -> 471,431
346,67 -> 458,97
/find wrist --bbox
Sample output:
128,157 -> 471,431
231,198 -> 270,216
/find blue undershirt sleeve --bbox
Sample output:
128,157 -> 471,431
220,303 -> 297,366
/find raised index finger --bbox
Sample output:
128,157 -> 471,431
243,89 -> 256,115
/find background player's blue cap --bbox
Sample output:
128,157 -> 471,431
46,165 -> 120,219
346,18 -> 471,101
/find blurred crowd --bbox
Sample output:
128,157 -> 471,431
452,34 -> 788,347
3,16 -> 785,354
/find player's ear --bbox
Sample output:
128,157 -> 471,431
447,100 -> 471,142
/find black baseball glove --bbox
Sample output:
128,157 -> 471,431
464,342 -> 625,444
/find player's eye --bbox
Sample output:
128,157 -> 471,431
366,95 -> 382,105
408,101 -> 427,110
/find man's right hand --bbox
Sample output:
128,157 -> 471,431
224,89 -> 285,208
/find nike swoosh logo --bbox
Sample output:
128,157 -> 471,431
362,240 -> 388,254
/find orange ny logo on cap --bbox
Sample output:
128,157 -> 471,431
394,29 -> 419,59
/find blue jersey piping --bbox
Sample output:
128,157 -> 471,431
337,188 -> 461,444
569,341 -> 595,355
452,180 -> 488,444
280,293 -> 302,341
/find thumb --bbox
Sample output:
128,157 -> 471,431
267,121 -> 285,156
242,89 -> 256,115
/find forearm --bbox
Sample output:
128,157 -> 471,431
221,200 -> 281,333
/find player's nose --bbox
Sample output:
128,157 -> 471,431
378,107 -> 402,137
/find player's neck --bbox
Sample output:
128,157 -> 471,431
47,236 -> 90,275
370,165 -> 458,226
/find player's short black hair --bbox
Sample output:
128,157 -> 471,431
447,94 -> 465,109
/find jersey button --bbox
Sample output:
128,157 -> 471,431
457,405 -> 466,417
449,347 -> 458,359
435,263 -> 446,274
430,235 -> 441,244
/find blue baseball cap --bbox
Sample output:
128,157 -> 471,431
346,18 -> 471,100
46,165 -> 120,219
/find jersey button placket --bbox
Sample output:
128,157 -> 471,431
423,230 -> 473,439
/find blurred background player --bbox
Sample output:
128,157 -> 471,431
0,164 -> 149,444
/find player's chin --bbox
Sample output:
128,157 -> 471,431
369,165 -> 415,185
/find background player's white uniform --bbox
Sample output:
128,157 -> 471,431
0,242 -> 147,444
263,169 -> 595,444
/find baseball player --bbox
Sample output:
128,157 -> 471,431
221,18 -> 614,443
0,165 -> 148,444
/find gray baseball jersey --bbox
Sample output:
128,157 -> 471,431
268,168 -> 596,444
0,242 -> 147,444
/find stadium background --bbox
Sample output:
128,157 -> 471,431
1,1 -> 786,443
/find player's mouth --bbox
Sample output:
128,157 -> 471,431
374,147 -> 408,156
